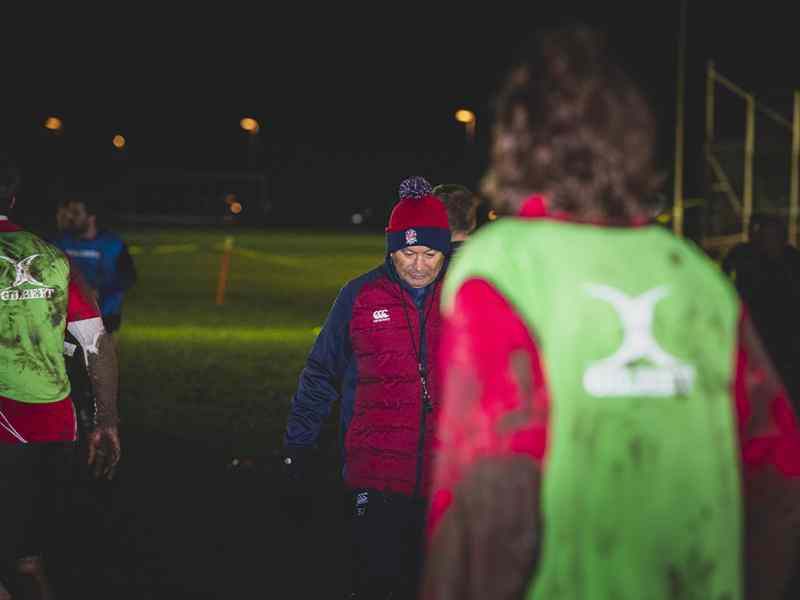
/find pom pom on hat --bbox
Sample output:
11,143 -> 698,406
398,176 -> 434,200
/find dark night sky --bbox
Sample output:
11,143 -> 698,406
3,4 -> 798,224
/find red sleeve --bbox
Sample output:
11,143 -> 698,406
423,278 -> 548,600
734,308 -> 800,599
66,261 -> 101,323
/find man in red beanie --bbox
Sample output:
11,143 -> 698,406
282,176 -> 450,599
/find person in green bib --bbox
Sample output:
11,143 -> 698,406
0,155 -> 121,600
423,25 -> 800,600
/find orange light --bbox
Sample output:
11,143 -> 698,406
112,134 -> 126,149
230,202 -> 243,214
488,209 -> 498,221
240,117 -> 259,133
455,109 -> 475,124
224,193 -> 237,205
44,116 -> 63,131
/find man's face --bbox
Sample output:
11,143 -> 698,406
392,246 -> 445,288
57,201 -> 91,236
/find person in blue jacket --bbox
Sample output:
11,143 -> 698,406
54,196 -> 137,334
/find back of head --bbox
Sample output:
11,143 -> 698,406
432,184 -> 479,234
486,24 -> 661,221
0,153 -> 21,215
56,192 -> 106,237
748,212 -> 787,257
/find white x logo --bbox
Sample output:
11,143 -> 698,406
0,255 -> 46,291
583,284 -> 695,397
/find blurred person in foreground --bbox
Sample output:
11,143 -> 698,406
422,24 -> 800,600
0,155 -> 121,599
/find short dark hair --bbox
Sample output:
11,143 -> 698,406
749,212 -> 786,239
58,194 -> 102,219
486,24 -> 662,220
0,153 -> 21,214
433,184 -> 479,233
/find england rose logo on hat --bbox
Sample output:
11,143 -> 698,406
385,176 -> 451,255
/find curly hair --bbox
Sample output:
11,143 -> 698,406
486,25 -> 663,221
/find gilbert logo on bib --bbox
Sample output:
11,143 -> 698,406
404,228 -> 418,246
0,254 -> 56,301
582,284 -> 695,397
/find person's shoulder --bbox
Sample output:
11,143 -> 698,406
20,232 -> 71,264
723,241 -> 753,261
97,229 -> 125,246
342,263 -> 387,294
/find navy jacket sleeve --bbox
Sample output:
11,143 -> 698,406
283,280 -> 357,448
100,240 -> 137,296
115,243 -> 138,292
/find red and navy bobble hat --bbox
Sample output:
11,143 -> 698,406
386,176 -> 451,254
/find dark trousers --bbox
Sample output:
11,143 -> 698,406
349,489 -> 426,600
0,442 -> 74,564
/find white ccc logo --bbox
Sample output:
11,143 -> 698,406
372,309 -> 390,323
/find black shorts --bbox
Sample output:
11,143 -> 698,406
0,442 -> 75,562
102,313 -> 122,333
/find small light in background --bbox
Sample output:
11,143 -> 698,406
44,116 -> 63,132
487,210 -> 498,221
112,134 -> 126,149
455,109 -> 476,141
351,213 -> 364,225
455,109 -> 475,124
240,117 -> 260,134
230,202 -> 243,214
656,212 -> 672,225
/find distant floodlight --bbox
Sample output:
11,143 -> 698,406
230,202 -> 243,214
112,134 -> 126,149
455,109 -> 475,124
455,109 -> 476,141
240,117 -> 260,134
487,209 -> 498,221
351,213 -> 364,225
44,116 -> 63,132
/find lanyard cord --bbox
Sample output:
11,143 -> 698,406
397,281 -> 438,411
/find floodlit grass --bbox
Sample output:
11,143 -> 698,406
116,227 -> 384,456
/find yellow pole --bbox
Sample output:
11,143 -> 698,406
743,95 -> 755,238
215,236 -> 234,306
704,61 -> 715,243
790,92 -> 800,246
673,0 -> 687,237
